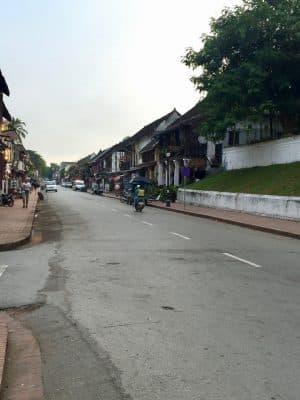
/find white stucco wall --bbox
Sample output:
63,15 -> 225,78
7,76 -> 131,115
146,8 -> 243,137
223,136 -> 300,170
111,152 -> 117,172
177,189 -> 300,220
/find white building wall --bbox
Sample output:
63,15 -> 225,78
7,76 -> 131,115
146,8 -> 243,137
157,162 -> 164,185
173,160 -> 180,186
111,153 -> 117,172
207,141 -> 215,159
223,136 -> 300,170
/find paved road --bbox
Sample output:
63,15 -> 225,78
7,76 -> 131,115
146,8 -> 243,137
1,188 -> 299,400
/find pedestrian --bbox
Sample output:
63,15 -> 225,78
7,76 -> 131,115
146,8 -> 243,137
22,178 -> 31,208
31,180 -> 39,192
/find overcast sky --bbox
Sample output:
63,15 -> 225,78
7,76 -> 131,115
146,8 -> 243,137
2,0 -> 241,164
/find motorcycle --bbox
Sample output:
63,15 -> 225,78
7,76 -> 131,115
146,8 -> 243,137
120,189 -> 133,205
91,184 -> 103,196
1,193 -> 14,207
134,197 -> 145,212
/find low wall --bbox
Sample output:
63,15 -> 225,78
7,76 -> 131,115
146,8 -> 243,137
223,136 -> 300,170
177,189 -> 300,220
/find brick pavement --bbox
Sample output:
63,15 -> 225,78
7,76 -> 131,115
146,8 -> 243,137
0,312 -> 44,400
0,317 -> 8,395
0,191 -> 38,251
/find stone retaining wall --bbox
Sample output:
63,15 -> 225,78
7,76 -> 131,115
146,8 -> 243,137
177,189 -> 300,220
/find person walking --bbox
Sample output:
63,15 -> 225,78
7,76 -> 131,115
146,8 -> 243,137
22,178 -> 31,208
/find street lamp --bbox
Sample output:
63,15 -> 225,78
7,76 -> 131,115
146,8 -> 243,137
4,146 -> 11,162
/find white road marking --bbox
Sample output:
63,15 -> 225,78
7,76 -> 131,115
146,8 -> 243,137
0,265 -> 8,279
170,232 -> 191,240
124,214 -> 131,218
142,221 -> 153,226
222,252 -> 262,269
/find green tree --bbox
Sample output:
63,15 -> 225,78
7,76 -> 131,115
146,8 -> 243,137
9,117 -> 28,142
48,163 -> 60,180
182,0 -> 300,140
27,150 -> 49,178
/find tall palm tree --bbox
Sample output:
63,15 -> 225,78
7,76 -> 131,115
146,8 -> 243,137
9,117 -> 28,142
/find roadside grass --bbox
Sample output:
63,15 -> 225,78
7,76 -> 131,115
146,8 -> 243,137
186,162 -> 300,196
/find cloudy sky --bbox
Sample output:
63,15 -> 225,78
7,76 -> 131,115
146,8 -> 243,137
2,0 -> 241,164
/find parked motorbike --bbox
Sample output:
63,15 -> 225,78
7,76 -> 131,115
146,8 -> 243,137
120,189 -> 133,205
0,193 -> 14,207
91,184 -> 103,195
92,187 -> 103,196
14,188 -> 23,199
134,197 -> 145,212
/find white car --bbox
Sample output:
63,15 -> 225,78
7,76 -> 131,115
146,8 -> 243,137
46,181 -> 58,192
72,180 -> 86,191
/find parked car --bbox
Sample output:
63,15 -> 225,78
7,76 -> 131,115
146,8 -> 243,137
41,179 -> 48,190
72,180 -> 86,191
46,180 -> 58,192
64,181 -> 72,188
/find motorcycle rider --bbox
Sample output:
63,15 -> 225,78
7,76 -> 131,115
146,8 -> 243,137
133,185 -> 145,210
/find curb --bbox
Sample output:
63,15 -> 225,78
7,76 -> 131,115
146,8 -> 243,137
0,195 -> 39,252
96,193 -> 300,239
149,203 -> 300,240
0,315 -> 8,395
0,312 -> 45,400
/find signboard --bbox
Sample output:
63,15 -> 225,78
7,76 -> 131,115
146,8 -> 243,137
180,167 -> 190,177
189,159 -> 206,167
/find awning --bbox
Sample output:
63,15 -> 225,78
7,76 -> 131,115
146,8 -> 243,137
130,161 -> 156,171
0,130 -> 18,140
139,138 -> 159,154
130,176 -> 151,185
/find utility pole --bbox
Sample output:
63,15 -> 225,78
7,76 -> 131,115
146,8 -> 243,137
166,152 -> 171,207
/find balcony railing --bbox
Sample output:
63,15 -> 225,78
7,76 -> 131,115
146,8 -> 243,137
119,160 -> 131,171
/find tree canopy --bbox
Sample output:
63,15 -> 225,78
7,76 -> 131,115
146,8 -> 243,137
182,0 -> 300,141
27,150 -> 50,178
9,118 -> 28,142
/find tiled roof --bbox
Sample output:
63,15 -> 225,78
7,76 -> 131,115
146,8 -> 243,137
77,152 -> 96,164
0,70 -> 9,96
90,145 -> 116,163
2,101 -> 11,121
130,109 -> 181,141
139,137 -> 159,153
90,110 -> 180,164
161,102 -> 203,132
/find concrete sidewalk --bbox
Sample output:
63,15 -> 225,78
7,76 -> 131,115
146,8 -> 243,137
151,200 -> 300,239
0,192 -> 38,251
104,192 -> 300,239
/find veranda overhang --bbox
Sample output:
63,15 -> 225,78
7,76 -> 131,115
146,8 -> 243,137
130,161 -> 156,172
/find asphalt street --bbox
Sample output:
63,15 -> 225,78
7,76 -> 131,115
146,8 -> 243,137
0,188 -> 299,400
